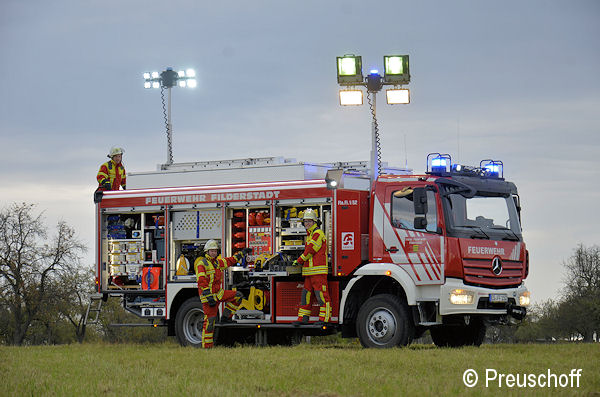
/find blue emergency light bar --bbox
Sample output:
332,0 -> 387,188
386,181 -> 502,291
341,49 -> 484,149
426,153 -> 505,179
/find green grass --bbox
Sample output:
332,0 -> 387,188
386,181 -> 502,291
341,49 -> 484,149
0,342 -> 599,396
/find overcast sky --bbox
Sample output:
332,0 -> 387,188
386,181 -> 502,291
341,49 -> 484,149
1,0 -> 598,304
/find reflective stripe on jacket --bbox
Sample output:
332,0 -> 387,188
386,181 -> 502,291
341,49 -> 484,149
195,253 -> 242,303
297,223 -> 328,276
97,160 -> 126,190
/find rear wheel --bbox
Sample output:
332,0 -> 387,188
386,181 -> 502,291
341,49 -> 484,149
175,298 -> 204,347
356,294 -> 414,348
430,317 -> 486,347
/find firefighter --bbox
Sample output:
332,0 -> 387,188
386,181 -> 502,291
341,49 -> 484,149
97,147 -> 126,191
195,240 -> 251,348
293,209 -> 331,327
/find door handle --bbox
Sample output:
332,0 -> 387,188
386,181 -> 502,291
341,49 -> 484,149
385,246 -> 399,253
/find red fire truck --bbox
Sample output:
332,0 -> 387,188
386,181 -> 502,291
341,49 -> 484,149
91,155 -> 529,348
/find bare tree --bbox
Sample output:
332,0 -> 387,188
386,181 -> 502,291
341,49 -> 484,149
561,244 -> 600,342
0,202 -> 87,345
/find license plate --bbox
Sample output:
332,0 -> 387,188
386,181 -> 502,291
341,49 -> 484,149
489,294 -> 508,303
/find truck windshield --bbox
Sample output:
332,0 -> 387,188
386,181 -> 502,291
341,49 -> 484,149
445,193 -> 522,241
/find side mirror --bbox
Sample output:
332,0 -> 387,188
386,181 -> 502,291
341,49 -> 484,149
414,216 -> 427,230
413,187 -> 428,215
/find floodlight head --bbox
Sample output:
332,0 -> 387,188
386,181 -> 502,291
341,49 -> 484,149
151,71 -> 159,79
143,72 -> 151,80
186,69 -> 195,77
386,89 -> 410,104
144,81 -> 152,89
339,90 -> 363,106
383,55 -> 410,84
336,54 -> 363,85
178,70 -> 185,77
187,79 -> 197,88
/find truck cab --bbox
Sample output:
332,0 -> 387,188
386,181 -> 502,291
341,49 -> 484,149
340,155 -> 529,347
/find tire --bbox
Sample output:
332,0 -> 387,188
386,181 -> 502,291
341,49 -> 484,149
430,317 -> 486,347
356,294 -> 414,348
175,297 -> 205,347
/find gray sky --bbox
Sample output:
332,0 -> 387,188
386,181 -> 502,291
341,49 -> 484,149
1,0 -> 598,304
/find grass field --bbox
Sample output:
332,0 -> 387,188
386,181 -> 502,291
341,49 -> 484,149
1,341 -> 599,396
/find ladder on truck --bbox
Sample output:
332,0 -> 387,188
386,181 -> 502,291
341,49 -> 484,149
83,293 -> 104,327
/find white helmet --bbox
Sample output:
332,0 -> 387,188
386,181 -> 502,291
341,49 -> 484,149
108,147 -> 124,158
204,239 -> 219,251
303,209 -> 318,222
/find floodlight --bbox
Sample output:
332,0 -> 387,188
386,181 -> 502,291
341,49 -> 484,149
383,55 -> 410,84
152,82 -> 160,89
187,79 -> 197,88
151,71 -> 159,78
336,55 -> 363,85
386,89 -> 410,104
178,70 -> 185,77
143,72 -> 151,79
178,80 -> 187,88
186,69 -> 195,77
339,90 -> 363,106
144,81 -> 152,89
325,169 -> 344,190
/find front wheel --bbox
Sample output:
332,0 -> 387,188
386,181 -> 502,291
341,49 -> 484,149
356,294 -> 414,348
175,297 -> 205,347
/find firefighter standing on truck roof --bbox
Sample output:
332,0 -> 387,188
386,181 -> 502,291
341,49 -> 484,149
97,147 -> 126,191
293,209 -> 331,327
195,240 -> 252,348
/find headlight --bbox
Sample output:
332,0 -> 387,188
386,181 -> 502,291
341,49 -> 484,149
450,289 -> 474,305
519,291 -> 531,306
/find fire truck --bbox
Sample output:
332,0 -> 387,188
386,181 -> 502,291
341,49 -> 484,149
91,155 -> 529,348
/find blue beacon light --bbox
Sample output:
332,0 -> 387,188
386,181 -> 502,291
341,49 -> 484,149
431,158 -> 447,173
480,159 -> 503,178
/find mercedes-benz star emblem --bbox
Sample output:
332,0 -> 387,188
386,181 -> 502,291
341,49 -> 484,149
492,257 -> 503,275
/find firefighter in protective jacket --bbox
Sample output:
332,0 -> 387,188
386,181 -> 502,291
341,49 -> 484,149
195,240 -> 251,348
97,147 -> 126,191
293,209 -> 331,327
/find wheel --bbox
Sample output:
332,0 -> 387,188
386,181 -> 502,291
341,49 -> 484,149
430,317 -> 486,347
175,297 -> 204,347
356,294 -> 414,348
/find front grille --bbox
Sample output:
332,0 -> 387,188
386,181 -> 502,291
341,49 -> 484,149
463,259 -> 523,288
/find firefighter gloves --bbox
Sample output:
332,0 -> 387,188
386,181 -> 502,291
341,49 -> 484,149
206,295 -> 217,307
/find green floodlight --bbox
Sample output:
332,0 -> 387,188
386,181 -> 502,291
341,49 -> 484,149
336,54 -> 363,85
383,55 -> 410,84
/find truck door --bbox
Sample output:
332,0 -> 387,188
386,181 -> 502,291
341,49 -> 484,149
380,185 -> 444,285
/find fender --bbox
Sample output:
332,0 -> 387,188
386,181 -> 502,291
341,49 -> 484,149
339,263 -> 418,324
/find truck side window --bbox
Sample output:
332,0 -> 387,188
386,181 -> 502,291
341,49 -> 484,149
391,189 -> 438,233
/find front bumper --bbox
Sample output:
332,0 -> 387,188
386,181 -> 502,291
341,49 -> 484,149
439,278 -> 529,317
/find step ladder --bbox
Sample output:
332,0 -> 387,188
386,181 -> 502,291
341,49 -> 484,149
84,293 -> 104,326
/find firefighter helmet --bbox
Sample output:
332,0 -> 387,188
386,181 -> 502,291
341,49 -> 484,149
107,147 -> 124,158
302,209 -> 318,222
204,239 -> 219,251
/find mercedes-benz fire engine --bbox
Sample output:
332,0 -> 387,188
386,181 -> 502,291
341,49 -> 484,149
91,155 -> 529,348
